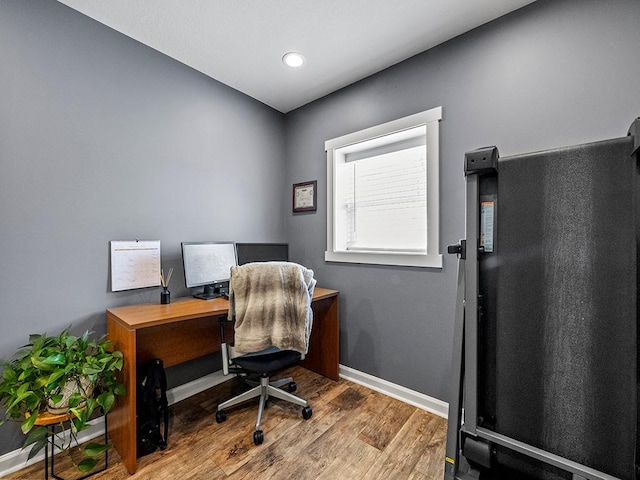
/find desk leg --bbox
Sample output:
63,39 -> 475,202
301,295 -> 340,381
107,315 -> 138,474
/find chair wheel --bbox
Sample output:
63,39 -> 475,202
287,381 -> 297,392
302,406 -> 313,420
253,430 -> 264,445
215,410 -> 227,423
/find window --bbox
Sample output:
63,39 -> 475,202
325,107 -> 442,268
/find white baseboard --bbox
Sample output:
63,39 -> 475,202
339,365 -> 449,419
0,367 -> 447,477
165,370 -> 230,405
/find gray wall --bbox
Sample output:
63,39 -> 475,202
0,0 -> 285,454
284,0 -> 640,403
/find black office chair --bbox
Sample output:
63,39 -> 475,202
215,262 -> 316,445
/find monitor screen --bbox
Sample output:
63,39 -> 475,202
181,241 -> 237,299
236,243 -> 289,265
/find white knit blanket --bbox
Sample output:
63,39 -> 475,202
229,262 -> 316,354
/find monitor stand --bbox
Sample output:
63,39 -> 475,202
193,284 -> 222,300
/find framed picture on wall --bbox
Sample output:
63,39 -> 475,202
292,180 -> 317,212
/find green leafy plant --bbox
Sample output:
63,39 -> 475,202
0,329 -> 126,472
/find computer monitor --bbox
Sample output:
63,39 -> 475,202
236,243 -> 289,265
181,241 -> 237,300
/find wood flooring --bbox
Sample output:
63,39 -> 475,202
5,366 -> 447,480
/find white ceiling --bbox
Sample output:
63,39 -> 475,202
57,0 -> 536,113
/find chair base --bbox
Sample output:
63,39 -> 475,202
216,374 -> 312,445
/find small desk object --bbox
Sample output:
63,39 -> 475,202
106,287 -> 339,474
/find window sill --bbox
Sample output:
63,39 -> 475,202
324,250 -> 443,268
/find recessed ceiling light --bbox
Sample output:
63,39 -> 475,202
282,52 -> 306,68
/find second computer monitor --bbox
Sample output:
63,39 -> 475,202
235,243 -> 289,265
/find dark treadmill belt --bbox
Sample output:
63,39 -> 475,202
489,136 -> 636,479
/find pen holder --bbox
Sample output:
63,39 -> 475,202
161,288 -> 170,305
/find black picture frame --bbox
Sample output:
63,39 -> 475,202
292,180 -> 317,212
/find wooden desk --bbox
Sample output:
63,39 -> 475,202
106,287 -> 339,474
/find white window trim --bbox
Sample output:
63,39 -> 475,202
325,106 -> 443,268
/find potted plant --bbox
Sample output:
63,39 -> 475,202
0,329 -> 126,473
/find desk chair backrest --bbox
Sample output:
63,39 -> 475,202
228,261 -> 316,356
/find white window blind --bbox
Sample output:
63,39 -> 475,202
339,136 -> 426,252
325,107 -> 442,268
